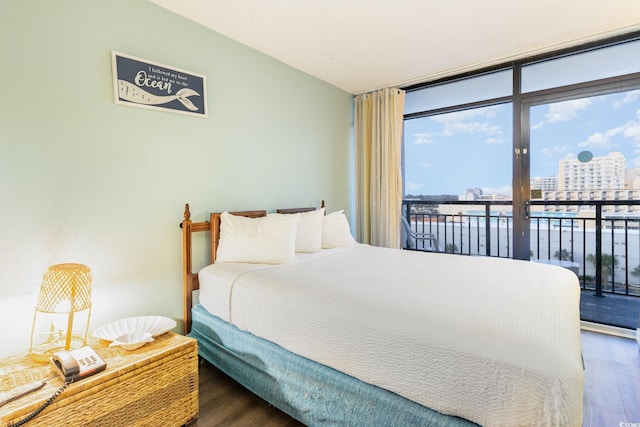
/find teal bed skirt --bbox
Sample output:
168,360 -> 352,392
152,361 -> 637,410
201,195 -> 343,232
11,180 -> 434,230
190,303 -> 477,427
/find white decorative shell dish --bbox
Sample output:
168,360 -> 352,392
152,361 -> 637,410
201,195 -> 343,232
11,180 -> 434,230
109,331 -> 155,350
93,316 -> 176,341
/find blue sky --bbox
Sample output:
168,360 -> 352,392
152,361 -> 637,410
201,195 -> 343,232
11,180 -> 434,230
403,89 -> 640,197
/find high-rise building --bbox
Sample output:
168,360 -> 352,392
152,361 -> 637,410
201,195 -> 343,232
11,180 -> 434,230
558,151 -> 625,191
531,176 -> 557,191
542,152 -> 640,214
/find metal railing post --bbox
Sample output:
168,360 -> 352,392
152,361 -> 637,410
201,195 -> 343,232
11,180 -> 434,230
595,204 -> 603,297
485,204 -> 491,256
404,202 -> 412,249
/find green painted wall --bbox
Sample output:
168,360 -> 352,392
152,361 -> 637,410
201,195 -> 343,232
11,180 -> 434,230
0,0 -> 353,355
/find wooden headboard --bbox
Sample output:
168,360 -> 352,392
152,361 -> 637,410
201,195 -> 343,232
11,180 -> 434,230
180,201 -> 324,333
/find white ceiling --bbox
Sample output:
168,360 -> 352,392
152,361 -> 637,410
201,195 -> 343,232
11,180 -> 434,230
149,0 -> 640,94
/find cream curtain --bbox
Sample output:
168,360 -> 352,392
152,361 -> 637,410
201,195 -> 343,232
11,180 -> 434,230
354,88 -> 405,248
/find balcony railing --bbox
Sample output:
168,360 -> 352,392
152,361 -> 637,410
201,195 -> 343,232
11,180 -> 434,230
402,199 -> 640,328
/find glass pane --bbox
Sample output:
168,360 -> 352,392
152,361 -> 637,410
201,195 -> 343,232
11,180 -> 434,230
530,90 -> 640,194
402,104 -> 513,257
529,89 -> 640,329
522,39 -> 640,93
404,104 -> 513,198
404,69 -> 512,114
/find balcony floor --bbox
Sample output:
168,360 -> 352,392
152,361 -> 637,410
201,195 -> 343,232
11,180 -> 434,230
580,290 -> 640,329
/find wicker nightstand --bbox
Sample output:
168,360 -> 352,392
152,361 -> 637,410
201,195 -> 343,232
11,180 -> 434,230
0,332 -> 198,427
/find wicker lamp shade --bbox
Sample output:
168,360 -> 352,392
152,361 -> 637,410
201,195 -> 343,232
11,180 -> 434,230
30,263 -> 93,362
36,263 -> 92,312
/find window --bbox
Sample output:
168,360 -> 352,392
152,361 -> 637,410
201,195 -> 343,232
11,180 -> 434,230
404,33 -> 640,202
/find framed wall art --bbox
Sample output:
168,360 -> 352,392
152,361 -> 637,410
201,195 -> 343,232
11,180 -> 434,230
111,51 -> 207,117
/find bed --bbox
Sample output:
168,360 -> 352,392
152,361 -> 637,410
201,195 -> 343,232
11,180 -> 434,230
180,203 -> 584,427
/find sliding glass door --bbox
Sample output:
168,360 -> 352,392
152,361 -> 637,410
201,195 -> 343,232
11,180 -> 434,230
526,90 -> 640,327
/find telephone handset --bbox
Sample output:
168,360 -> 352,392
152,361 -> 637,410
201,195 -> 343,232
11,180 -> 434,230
50,346 -> 107,382
3,348 -> 107,426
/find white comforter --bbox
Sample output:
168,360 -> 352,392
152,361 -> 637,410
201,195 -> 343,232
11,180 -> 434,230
199,244 -> 584,427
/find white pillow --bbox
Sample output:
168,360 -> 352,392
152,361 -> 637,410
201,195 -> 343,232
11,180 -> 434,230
277,208 -> 325,253
322,210 -> 357,248
216,211 -> 300,264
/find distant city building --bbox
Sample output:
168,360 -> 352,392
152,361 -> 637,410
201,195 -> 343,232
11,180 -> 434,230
458,187 -> 510,201
450,152 -> 640,214
558,151 -> 625,191
458,188 -> 483,201
541,152 -> 640,214
531,176 -> 557,192
625,168 -> 640,189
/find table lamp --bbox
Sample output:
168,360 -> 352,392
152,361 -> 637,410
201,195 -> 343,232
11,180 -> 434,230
29,263 -> 92,362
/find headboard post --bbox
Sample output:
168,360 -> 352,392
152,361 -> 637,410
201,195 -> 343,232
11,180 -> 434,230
210,212 -> 222,264
181,203 -> 194,334
181,203 -> 212,334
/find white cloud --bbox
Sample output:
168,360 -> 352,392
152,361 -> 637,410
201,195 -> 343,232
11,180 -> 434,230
623,121 -> 640,143
532,98 -> 594,130
480,184 -> 512,196
405,181 -> 425,193
419,162 -> 431,169
539,145 -> 569,156
614,90 -> 640,109
412,132 -> 435,145
430,106 -> 503,140
624,121 -> 640,167
547,98 -> 593,122
579,132 -> 611,147
576,119 -> 640,165
578,124 -> 628,148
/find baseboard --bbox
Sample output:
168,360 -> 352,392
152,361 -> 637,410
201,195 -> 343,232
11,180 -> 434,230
580,320 -> 637,340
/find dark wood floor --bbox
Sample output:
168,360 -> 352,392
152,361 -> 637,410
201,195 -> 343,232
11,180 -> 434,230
193,361 -> 302,427
193,331 -> 640,426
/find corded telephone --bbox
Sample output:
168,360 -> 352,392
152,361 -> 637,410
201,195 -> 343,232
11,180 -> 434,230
2,347 -> 107,426
50,346 -> 107,382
